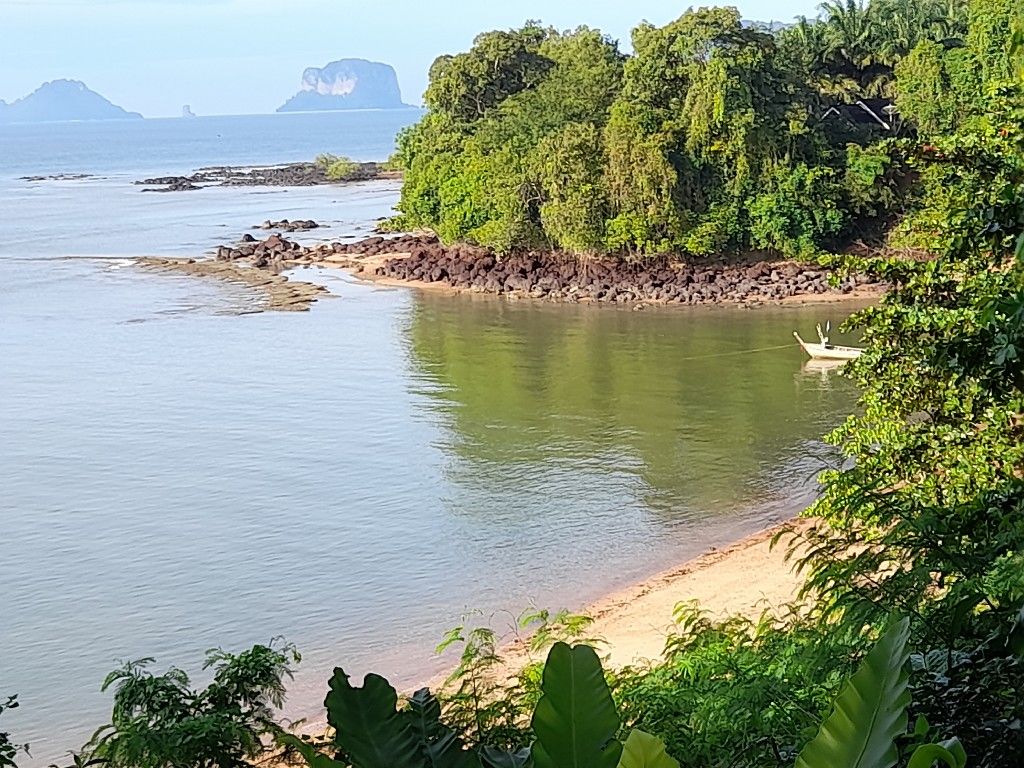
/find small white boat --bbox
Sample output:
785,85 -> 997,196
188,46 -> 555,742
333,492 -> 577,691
793,323 -> 863,361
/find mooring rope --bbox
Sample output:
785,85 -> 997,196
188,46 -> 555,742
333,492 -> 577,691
673,342 -> 795,363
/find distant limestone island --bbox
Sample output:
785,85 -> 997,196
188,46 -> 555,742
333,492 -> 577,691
277,59 -> 415,112
0,79 -> 142,124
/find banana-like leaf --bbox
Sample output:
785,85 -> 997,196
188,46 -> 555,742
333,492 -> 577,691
618,730 -> 680,768
403,687 -> 480,768
405,688 -> 445,743
530,642 -> 622,768
325,668 -> 425,768
277,733 -> 347,768
425,729 -> 482,768
906,739 -> 967,768
794,618 -> 912,768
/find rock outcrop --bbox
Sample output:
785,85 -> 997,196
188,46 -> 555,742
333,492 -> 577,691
212,232 -> 882,308
276,59 -> 411,112
358,236 -> 878,305
136,162 -> 395,192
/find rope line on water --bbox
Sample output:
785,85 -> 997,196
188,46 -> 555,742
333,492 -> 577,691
674,342 -> 795,363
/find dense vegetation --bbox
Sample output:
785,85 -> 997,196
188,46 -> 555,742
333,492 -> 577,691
5,1 -> 1023,767
390,0 -> 1014,262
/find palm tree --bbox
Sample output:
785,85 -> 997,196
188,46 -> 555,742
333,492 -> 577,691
819,0 -> 875,70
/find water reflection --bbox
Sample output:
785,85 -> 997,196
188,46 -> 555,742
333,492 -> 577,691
801,358 -> 853,377
0,264 -> 863,765
402,295 -> 859,529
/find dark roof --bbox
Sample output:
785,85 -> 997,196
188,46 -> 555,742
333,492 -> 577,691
821,99 -> 897,130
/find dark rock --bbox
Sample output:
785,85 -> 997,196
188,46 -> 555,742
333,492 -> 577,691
208,229 -> 877,307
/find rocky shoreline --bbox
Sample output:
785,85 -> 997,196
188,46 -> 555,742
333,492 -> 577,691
136,162 -> 396,192
359,235 -> 878,305
146,230 -> 881,313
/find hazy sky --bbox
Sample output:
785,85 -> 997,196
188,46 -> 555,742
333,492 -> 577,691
1,0 -> 823,118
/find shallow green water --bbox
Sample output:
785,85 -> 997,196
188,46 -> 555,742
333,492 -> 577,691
407,295 -> 859,525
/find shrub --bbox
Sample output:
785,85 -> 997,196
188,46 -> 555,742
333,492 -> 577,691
0,696 -> 27,768
83,640 -> 299,768
316,153 -> 361,181
746,164 -> 845,259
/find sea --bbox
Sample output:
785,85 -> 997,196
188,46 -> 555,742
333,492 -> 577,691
0,110 -> 858,765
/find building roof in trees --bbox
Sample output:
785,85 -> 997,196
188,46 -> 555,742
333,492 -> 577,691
821,99 -> 897,130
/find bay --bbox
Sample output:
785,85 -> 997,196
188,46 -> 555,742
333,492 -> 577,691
0,111 -> 858,764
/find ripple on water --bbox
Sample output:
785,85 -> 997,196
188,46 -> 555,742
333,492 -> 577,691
0,179 -> 862,767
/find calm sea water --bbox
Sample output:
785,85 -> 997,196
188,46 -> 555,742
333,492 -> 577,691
0,112 -> 858,765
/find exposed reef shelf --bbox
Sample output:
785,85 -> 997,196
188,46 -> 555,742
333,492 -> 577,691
136,162 -> 397,192
135,256 -> 330,312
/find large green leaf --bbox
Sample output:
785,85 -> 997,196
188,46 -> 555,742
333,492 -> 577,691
425,729 -> 483,768
617,730 -> 680,768
906,739 -> 967,768
794,618 -> 912,768
404,688 -> 445,744
401,687 -> 480,768
324,669 -> 425,768
530,643 -> 622,768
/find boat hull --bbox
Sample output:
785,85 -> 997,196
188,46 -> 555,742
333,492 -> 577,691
793,332 -> 863,360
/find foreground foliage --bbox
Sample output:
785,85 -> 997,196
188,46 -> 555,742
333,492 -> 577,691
283,621 -> 965,768
0,696 -> 28,768
82,641 -> 299,768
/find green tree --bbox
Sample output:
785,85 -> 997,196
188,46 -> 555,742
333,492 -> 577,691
747,163 -> 846,258
603,7 -> 800,255
531,122 -> 609,252
893,40 -> 967,134
424,24 -> 552,124
967,0 -> 1024,86
800,58 -> 1024,652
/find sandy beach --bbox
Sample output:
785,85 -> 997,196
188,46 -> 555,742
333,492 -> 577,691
294,518 -> 810,740
333,517 -> 813,713
565,520 -> 808,667
429,519 -> 811,688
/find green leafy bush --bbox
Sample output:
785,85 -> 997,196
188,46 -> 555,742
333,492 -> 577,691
909,649 -> 1024,765
747,164 -> 846,258
84,640 -> 299,768
316,154 -> 361,182
287,621 -> 965,768
613,605 -> 857,766
0,696 -> 27,768
843,143 -> 904,220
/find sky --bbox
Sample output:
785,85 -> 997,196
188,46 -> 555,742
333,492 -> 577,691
0,0 -> 823,118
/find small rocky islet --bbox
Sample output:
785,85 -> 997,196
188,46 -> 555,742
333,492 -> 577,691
136,162 -> 395,192
254,219 -> 322,233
